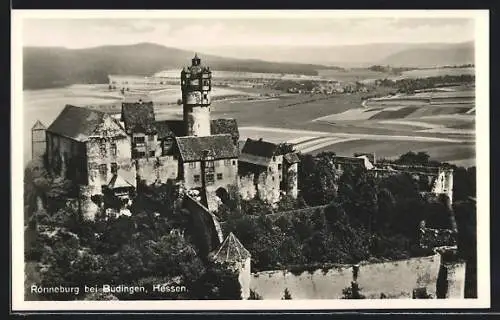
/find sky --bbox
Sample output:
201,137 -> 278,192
21,14 -> 475,50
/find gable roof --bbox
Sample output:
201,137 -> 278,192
46,105 -> 106,142
211,119 -> 239,143
241,138 -> 278,158
213,232 -> 251,263
175,134 -> 238,162
108,174 -> 134,189
32,120 -> 46,130
121,101 -> 156,133
155,120 -> 185,139
239,138 -> 279,167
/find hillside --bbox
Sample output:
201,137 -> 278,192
379,42 -> 474,68
23,43 -> 337,90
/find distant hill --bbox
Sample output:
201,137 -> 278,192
23,43 -> 339,90
379,42 -> 474,68
194,42 -> 475,68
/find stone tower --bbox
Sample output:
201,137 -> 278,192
31,120 -> 46,160
181,54 -> 212,137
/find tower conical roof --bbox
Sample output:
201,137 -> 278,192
213,232 -> 251,263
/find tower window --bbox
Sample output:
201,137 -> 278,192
203,94 -> 208,100
278,163 -> 282,170
98,164 -> 107,176
100,142 -> 106,155
206,173 -> 215,184
217,173 -> 223,180
110,143 -> 117,156
111,163 -> 118,175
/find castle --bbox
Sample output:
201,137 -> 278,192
32,54 -> 299,220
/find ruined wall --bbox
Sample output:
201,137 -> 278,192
250,254 -> 442,299
79,185 -> 100,221
431,168 -> 454,204
284,162 -> 298,198
136,156 -> 178,185
239,174 -> 257,200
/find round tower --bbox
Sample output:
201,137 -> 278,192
181,53 -> 212,137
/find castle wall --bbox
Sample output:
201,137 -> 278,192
250,253 -> 442,299
238,257 -> 251,299
239,174 -> 257,200
79,185 -> 100,221
444,262 -> 466,298
284,162 -> 298,198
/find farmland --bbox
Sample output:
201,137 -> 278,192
23,72 -> 476,168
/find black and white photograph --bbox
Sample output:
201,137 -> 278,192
11,10 -> 489,311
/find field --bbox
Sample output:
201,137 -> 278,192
398,67 -> 475,79
23,79 -> 476,168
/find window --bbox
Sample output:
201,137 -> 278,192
224,159 -> 231,166
272,156 -> 276,161
148,135 -> 154,141
138,151 -> 146,158
232,160 -> 236,165
189,162 -> 196,169
133,136 -> 145,144
98,164 -> 107,176
149,150 -> 155,157
206,173 -> 215,184
206,161 -> 214,168
269,167 -> 272,172
110,143 -> 117,156
111,163 -> 118,175
217,173 -> 223,180
279,175 -> 282,180
194,175 -> 201,183
203,94 -> 208,100
272,176 -> 275,181
100,142 -> 106,155
278,163 -> 282,170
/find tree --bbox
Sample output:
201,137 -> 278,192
249,290 -> 263,300
282,288 -> 292,300
342,282 -> 365,299
192,261 -> 242,300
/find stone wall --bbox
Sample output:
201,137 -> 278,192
136,156 -> 178,185
183,194 -> 224,256
250,254 -> 443,299
443,262 -> 466,298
